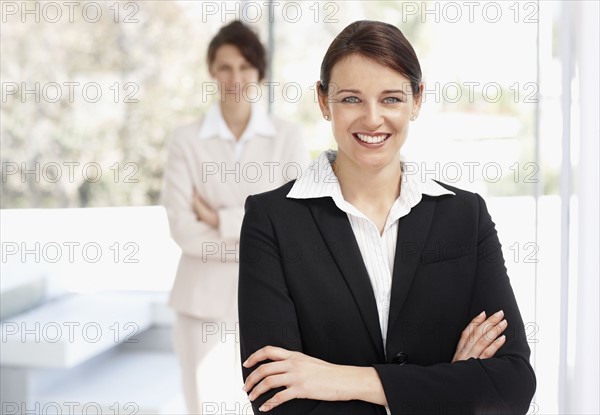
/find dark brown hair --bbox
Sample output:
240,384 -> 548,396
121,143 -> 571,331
207,21 -> 267,81
319,20 -> 422,97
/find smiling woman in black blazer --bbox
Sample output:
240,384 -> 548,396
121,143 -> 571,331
238,20 -> 536,415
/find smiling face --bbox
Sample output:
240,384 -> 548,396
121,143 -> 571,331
210,44 -> 259,104
318,53 -> 422,173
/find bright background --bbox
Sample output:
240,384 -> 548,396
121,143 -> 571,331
1,1 -> 598,414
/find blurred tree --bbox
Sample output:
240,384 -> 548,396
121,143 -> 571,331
1,1 -> 217,208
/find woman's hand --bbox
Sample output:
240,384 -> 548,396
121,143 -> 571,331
452,310 -> 508,363
242,346 -> 346,411
242,346 -> 387,411
242,312 -> 507,411
192,190 -> 219,228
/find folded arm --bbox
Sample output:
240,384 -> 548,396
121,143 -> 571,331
374,194 -> 536,414
239,194 -> 533,414
161,137 -> 242,259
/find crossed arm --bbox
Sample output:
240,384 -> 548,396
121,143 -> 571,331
239,194 -> 536,414
161,136 -> 244,259
243,310 -> 508,411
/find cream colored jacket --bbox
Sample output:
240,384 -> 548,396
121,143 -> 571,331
161,104 -> 310,319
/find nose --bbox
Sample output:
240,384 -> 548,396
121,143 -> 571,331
362,102 -> 384,130
231,68 -> 242,84
225,69 -> 242,91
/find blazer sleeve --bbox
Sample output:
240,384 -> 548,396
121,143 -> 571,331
217,206 -> 245,240
239,195 -> 385,415
161,135 -> 235,259
373,194 -> 536,415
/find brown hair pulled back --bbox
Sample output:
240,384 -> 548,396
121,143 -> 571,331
319,20 -> 422,97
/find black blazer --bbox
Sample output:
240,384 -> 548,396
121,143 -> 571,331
238,180 -> 536,415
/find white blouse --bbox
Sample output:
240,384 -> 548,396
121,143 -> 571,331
287,150 -> 455,349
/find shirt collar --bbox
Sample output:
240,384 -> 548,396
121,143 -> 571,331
287,150 -> 455,227
197,102 -> 277,141
287,150 -> 342,200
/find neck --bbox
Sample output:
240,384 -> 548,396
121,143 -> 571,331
220,100 -> 252,140
332,151 -> 402,207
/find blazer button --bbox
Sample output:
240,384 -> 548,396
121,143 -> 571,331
392,352 -> 408,365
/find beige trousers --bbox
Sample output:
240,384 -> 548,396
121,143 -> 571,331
172,311 -> 249,414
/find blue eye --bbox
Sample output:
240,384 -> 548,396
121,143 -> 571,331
383,97 -> 403,104
342,96 -> 360,103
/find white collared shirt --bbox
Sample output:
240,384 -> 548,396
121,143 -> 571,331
197,102 -> 277,160
287,150 -> 455,350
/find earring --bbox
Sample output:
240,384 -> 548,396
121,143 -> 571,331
410,115 -> 416,121
324,114 -> 330,121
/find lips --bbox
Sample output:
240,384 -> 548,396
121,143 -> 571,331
353,133 -> 391,145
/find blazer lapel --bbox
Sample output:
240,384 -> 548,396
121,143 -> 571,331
386,196 -> 437,342
307,197 -> 385,359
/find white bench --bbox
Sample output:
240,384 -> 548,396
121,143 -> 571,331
1,292 -> 156,369
0,206 -> 185,413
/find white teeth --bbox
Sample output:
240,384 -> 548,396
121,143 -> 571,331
356,133 -> 388,144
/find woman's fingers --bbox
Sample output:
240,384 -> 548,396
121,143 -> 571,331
455,311 -> 486,352
247,373 -> 290,402
259,388 -> 297,412
243,345 -> 291,368
480,334 -> 507,359
452,310 -> 508,362
469,318 -> 508,357
242,345 -> 348,405
243,346 -> 295,394
191,192 -> 205,219
481,318 -> 508,344
244,359 -> 287,394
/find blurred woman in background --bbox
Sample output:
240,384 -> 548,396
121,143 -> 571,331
162,20 -> 309,414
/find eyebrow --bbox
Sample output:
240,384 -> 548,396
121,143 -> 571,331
335,89 -> 360,95
335,89 -> 408,95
